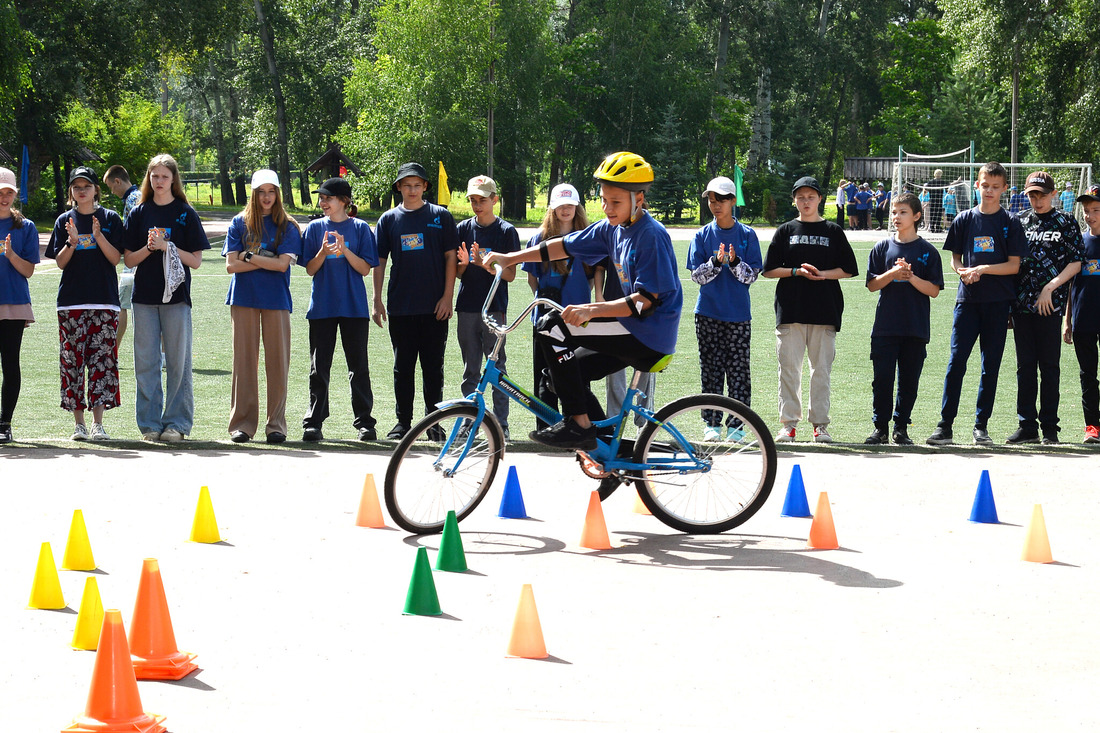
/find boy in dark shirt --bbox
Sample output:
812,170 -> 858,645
927,162 -> 1026,445
863,192 -> 943,445
1006,171 -> 1085,444
761,176 -> 859,443
454,175 -> 520,440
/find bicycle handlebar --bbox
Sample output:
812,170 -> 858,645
483,264 -> 564,336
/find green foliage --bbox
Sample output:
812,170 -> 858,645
61,92 -> 188,179
647,104 -> 696,223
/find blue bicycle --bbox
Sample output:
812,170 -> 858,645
384,267 -> 777,535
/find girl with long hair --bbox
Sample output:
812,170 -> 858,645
522,183 -> 592,428
123,154 -> 211,441
0,167 -> 39,444
44,167 -> 125,440
222,170 -> 302,443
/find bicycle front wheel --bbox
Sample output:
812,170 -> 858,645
384,405 -> 505,534
632,395 -> 776,534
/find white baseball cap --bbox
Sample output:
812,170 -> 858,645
251,169 -> 281,189
0,167 -> 17,193
467,175 -> 498,197
703,176 -> 737,197
549,183 -> 581,209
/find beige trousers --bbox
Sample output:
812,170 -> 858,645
229,306 -> 291,437
775,323 -> 836,429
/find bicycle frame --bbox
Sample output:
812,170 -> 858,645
433,266 -> 714,479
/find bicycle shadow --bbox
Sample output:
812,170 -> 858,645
586,532 -> 903,589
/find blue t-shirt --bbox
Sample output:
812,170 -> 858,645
943,191 -> 957,216
123,198 -> 211,306
845,183 -> 858,201
376,203 -> 459,316
1070,231 -> 1100,334
455,216 -> 520,314
1009,192 -> 1028,214
866,236 -> 944,342
223,214 -> 303,312
563,213 -> 682,354
854,191 -> 873,210
1060,190 -> 1076,212
299,217 -> 377,319
0,217 -> 40,306
521,232 -> 593,323
685,220 -> 762,323
943,206 -> 1027,303
45,207 -> 125,308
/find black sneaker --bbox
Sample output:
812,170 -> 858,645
425,424 -> 446,441
0,423 -> 12,444
230,430 -> 251,443
926,426 -> 953,445
386,424 -> 409,440
530,418 -> 597,450
892,426 -> 913,445
1005,426 -> 1039,445
266,432 -> 287,444
357,427 -> 377,441
1041,429 -> 1059,445
864,427 -> 888,445
973,426 -> 994,445
303,427 -> 323,442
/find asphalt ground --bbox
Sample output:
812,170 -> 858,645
2,447 -> 1097,731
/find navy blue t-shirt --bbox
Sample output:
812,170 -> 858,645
376,203 -> 459,316
942,206 -> 1027,303
45,207 -> 125,308
866,236 -> 944,342
455,216 -> 520,314
1071,231 -> 1100,334
123,198 -> 211,306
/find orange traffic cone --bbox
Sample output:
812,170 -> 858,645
506,584 -> 548,659
806,492 -> 839,550
1021,504 -> 1054,564
632,488 -> 652,515
62,609 -> 166,733
128,559 -> 197,680
580,491 -> 612,550
29,541 -> 66,610
355,473 -> 386,528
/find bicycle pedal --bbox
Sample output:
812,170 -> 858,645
575,451 -> 610,479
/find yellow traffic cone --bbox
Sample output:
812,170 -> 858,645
72,577 -> 104,650
62,509 -> 97,571
189,486 -> 221,543
28,542 -> 65,609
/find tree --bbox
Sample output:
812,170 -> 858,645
647,104 -> 695,222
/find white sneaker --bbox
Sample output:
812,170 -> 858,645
776,426 -> 796,442
142,431 -> 161,441
90,423 -> 110,441
813,425 -> 833,443
703,426 -> 722,442
160,428 -> 184,442
71,423 -> 89,441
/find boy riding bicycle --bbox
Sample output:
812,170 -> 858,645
484,151 -> 683,450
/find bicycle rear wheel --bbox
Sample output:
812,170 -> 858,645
384,405 -> 505,534
631,395 -> 776,533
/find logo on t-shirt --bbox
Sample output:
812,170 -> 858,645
1083,259 -> 1100,276
614,262 -> 630,289
790,234 -> 831,247
428,216 -> 442,230
401,233 -> 424,251
973,236 -> 995,253
75,234 -> 96,250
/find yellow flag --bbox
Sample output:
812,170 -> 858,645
438,162 -> 451,207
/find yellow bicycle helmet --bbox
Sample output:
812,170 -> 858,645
593,151 -> 653,192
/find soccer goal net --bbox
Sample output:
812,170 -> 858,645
890,145 -> 1093,236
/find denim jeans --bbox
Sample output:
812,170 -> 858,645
133,303 -> 194,435
939,300 -> 1010,429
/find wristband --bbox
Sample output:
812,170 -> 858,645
711,255 -> 721,268
244,251 -> 254,262
791,267 -> 798,278
729,254 -> 741,268
539,242 -> 551,265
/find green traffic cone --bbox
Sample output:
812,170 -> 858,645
435,510 -> 467,573
403,547 -> 441,616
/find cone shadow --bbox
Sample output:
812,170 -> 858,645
159,671 -> 216,691
509,654 -> 572,665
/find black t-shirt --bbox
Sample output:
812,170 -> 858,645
44,207 -> 125,308
942,206 -> 1027,303
762,218 -> 858,330
123,198 -> 210,306
454,216 -> 521,313
1013,208 -> 1085,315
866,236 -> 944,341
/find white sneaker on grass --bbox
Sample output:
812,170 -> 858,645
726,426 -> 747,442
776,426 -> 796,442
160,428 -> 184,442
90,423 -> 110,441
812,425 -> 833,443
71,423 -> 89,441
703,426 -> 722,442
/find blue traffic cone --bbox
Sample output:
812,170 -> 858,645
969,469 -> 999,524
780,464 -> 812,518
498,466 -> 528,519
